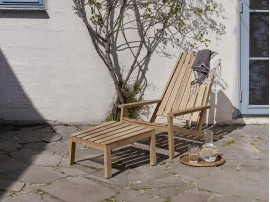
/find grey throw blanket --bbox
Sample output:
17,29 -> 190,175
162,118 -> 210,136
191,49 -> 212,84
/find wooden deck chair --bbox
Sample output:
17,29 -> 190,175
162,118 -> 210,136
118,52 -> 219,160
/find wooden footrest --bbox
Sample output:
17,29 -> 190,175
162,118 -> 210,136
69,121 -> 156,178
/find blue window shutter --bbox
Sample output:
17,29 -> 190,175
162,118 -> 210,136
0,0 -> 45,9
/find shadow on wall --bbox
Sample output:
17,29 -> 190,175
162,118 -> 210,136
0,50 -> 45,125
208,90 -> 245,125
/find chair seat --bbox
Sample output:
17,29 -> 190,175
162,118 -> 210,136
71,121 -> 153,146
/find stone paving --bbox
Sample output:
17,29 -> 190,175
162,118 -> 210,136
0,124 -> 268,202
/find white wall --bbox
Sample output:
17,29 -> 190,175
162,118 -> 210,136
0,0 -> 268,124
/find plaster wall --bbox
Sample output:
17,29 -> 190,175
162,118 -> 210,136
0,0 -> 268,124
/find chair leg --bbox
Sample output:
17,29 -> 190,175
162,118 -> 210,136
167,116 -> 174,160
104,146 -> 112,178
149,131 -> 156,165
197,110 -> 206,132
69,140 -> 76,165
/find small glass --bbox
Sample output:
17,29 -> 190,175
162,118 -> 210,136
188,145 -> 199,164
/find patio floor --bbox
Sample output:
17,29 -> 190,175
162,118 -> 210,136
0,124 -> 268,202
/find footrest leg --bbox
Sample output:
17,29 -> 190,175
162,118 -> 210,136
104,146 -> 112,178
69,140 -> 76,165
150,131 -> 156,165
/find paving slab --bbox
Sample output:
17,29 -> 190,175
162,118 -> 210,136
53,126 -> 78,140
210,194 -> 254,202
130,173 -> 190,190
128,165 -> 166,183
0,141 -> 21,153
167,161 -> 220,183
41,177 -> 116,202
48,141 -> 69,156
85,169 -> 130,189
218,159 -> 239,171
76,124 -> 93,130
220,142 -> 256,160
114,190 -> 164,202
0,166 -> 67,184
0,190 -> 11,199
60,157 -> 97,175
0,179 -> 25,192
0,160 -> 29,174
197,170 -> 268,201
251,151 -> 268,160
2,192 -> 42,202
256,142 -> 269,151
241,158 -> 268,168
0,133 -> 19,141
0,153 -> 12,161
38,133 -> 62,143
21,142 -> 52,151
41,193 -> 62,202
55,166 -> 88,176
10,148 -> 63,167
145,183 -> 193,198
172,190 -> 210,202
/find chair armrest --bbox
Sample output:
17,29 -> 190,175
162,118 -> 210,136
168,105 -> 211,117
118,99 -> 161,108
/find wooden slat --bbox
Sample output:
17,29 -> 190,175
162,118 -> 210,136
182,85 -> 199,120
118,99 -> 161,108
95,125 -> 148,144
102,128 -> 154,145
156,52 -> 187,115
109,130 -> 155,150
72,121 -> 116,137
70,136 -> 104,150
168,105 -> 211,117
175,54 -> 197,118
122,117 -> 168,132
202,73 -> 214,106
76,122 -> 123,139
88,124 -> 139,142
81,122 -> 131,140
190,84 -> 207,122
171,53 -> 196,112
162,53 -> 193,116
191,73 -> 214,122
176,78 -> 192,119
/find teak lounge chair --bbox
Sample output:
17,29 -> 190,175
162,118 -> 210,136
118,52 -> 219,160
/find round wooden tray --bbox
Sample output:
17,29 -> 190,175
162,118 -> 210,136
179,153 -> 225,167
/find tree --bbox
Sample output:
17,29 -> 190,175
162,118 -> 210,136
73,0 -> 222,120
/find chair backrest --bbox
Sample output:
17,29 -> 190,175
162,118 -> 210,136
156,52 -> 214,122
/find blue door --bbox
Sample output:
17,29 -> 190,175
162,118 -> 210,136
240,0 -> 269,115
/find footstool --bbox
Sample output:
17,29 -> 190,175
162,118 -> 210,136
69,121 -> 156,178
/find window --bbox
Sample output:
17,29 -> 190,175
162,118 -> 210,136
239,0 -> 269,115
0,0 -> 45,9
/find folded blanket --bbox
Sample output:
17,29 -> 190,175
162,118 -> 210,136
191,49 -> 211,84
189,49 -> 220,99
